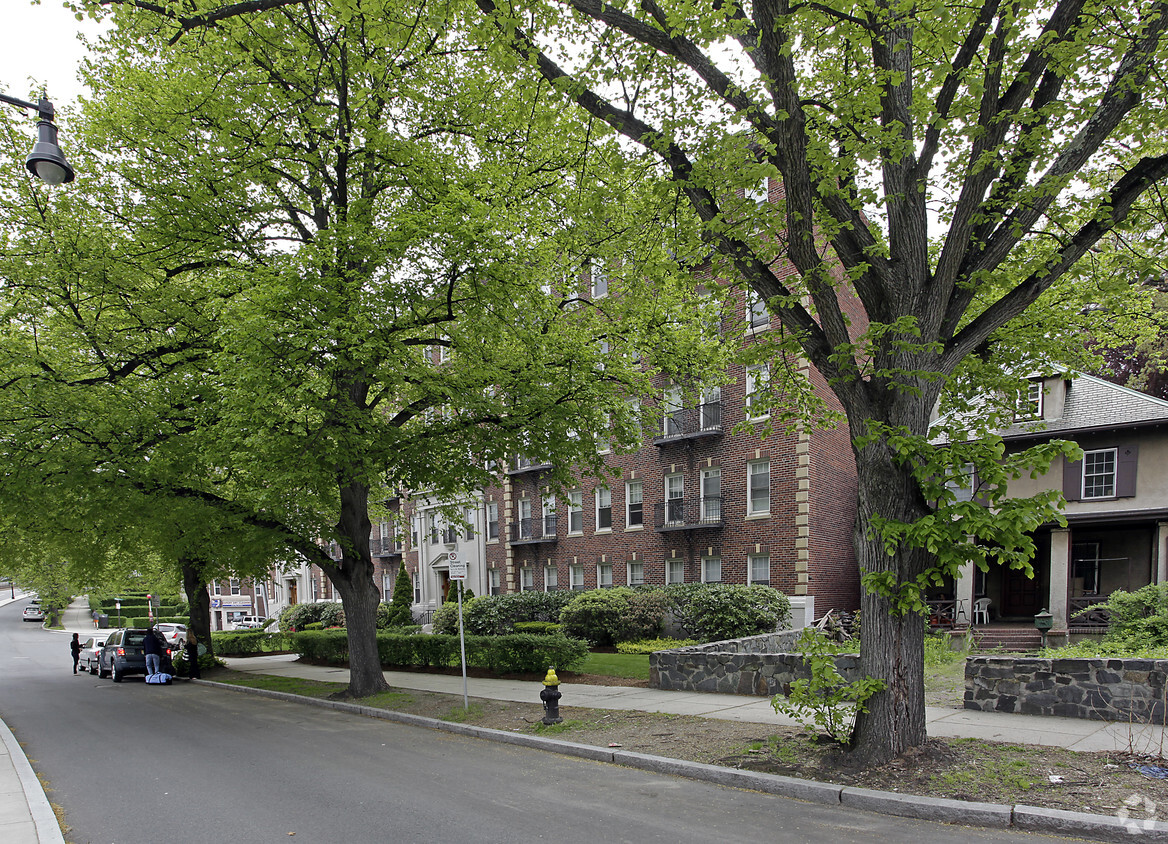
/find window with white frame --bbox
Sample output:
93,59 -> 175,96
1082,448 -> 1117,499
746,365 -> 770,419
748,290 -> 770,329
701,467 -> 722,522
597,563 -> 613,588
590,261 -> 608,298
748,460 -> 771,515
517,497 -> 532,539
749,554 -> 770,585
663,385 -> 683,436
701,556 -> 722,583
627,561 -> 644,586
570,564 -> 585,590
945,464 -> 976,502
520,567 -> 533,591
665,473 -> 685,524
666,559 -> 685,584
627,398 -> 643,439
488,568 -> 500,596
626,480 -> 643,528
543,494 -> 557,536
701,386 -> 722,430
429,512 -> 439,544
213,580 -> 221,595
568,490 -> 584,533
486,502 -> 499,541
1017,380 -> 1043,420
596,487 -> 612,531
383,573 -> 393,598
598,411 -> 611,454
545,565 -> 559,591
412,573 -> 421,603
230,578 -> 241,595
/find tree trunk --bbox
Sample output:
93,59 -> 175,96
328,477 -> 390,698
848,437 -> 933,766
181,557 -> 214,660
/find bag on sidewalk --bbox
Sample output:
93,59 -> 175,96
145,673 -> 173,685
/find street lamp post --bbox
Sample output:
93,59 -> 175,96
0,93 -> 75,184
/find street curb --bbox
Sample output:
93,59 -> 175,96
0,719 -> 66,844
198,679 -> 1168,841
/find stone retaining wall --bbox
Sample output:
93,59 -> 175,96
649,631 -> 860,697
964,656 -> 1168,724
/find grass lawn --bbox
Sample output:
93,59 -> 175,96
579,652 -> 649,681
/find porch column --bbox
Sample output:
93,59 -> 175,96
1157,522 -> 1168,584
954,561 -> 975,626
1049,527 -> 1070,631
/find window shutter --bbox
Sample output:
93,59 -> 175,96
1062,455 -> 1082,502
1116,444 -> 1139,498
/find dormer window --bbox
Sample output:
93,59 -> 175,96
590,262 -> 608,299
1017,380 -> 1043,420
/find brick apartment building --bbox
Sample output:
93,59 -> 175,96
268,180 -> 864,626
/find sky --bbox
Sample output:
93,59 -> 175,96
1,0 -> 105,109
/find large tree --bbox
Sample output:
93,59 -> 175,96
5,0 -> 700,697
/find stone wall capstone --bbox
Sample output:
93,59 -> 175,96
964,656 -> 1168,725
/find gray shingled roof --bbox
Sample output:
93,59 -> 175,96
1000,373 -> 1168,440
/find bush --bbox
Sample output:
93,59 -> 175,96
290,630 -> 349,662
210,631 -> 292,656
383,565 -> 414,626
319,602 -> 345,628
368,632 -> 587,674
559,588 -> 635,646
514,621 -> 561,635
667,584 -> 791,642
279,602 -> 327,632
616,637 -> 697,654
1090,583 -> 1168,649
432,599 -> 465,634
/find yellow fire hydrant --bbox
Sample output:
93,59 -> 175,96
540,666 -> 562,725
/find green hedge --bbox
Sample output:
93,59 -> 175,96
211,631 -> 293,656
288,630 -> 588,674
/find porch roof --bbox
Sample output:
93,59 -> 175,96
1041,507 -> 1168,528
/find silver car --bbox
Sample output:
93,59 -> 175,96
155,623 -> 187,649
80,636 -> 106,674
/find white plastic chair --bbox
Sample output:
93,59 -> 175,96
973,597 -> 991,625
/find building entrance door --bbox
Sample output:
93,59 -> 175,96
288,579 -> 298,605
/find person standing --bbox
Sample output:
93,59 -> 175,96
143,626 -> 162,677
70,633 -> 82,675
184,633 -> 201,680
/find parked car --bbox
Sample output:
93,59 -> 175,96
22,606 -> 44,622
231,616 -> 267,630
80,636 -> 106,674
99,628 -> 170,682
155,623 -> 187,649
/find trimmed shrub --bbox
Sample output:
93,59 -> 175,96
559,588 -> 635,646
318,602 -> 345,629
290,630 -> 349,662
210,631 -> 292,656
383,564 -> 413,626
366,632 -> 587,674
666,584 -> 791,642
431,599 -> 464,634
280,602 -> 327,632
514,621 -> 561,635
616,637 -> 697,654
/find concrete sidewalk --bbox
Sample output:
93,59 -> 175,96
221,652 -> 1168,756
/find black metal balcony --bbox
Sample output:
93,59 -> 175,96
369,538 -> 403,558
653,402 -> 723,445
654,496 -> 723,531
506,455 -> 555,475
507,516 -> 558,546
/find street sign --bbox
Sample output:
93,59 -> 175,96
448,551 -> 467,581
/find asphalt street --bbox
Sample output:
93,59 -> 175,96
0,600 -> 1072,843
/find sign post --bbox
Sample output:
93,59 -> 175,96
448,551 -> 469,709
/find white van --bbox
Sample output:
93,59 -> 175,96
231,616 -> 268,630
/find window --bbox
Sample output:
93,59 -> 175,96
488,569 -> 500,596
464,508 -> 475,539
520,567 -> 533,591
746,365 -> 770,419
1017,380 -> 1043,420
429,513 -> 439,544
230,578 -> 241,595
517,497 -> 532,539
666,559 -> 685,584
748,460 -> 771,515
628,561 -> 644,586
749,554 -> 770,585
701,467 -> 722,523
413,573 -> 421,603
383,573 -> 393,598
543,494 -> 557,536
597,563 -> 613,588
748,290 -> 770,329
1082,449 -> 1117,499
570,564 -> 585,590
745,178 -> 769,202
945,464 -> 975,503
568,490 -> 584,533
1071,542 -> 1101,595
596,488 -> 612,531
590,261 -> 608,298
665,474 -> 685,525
700,386 -> 722,430
486,502 -> 498,541
545,565 -> 559,591
701,556 -> 721,583
663,385 -> 683,436
626,480 -> 643,528
213,581 -> 221,596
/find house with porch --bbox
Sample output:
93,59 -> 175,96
948,373 -> 1168,645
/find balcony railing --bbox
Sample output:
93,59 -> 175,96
369,538 -> 403,557
506,455 -> 555,475
507,516 -> 558,545
653,401 -> 723,445
654,496 -> 724,531
1069,596 -> 1111,628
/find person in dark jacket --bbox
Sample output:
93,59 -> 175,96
70,633 -> 82,674
184,633 -> 201,679
143,626 -> 163,677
